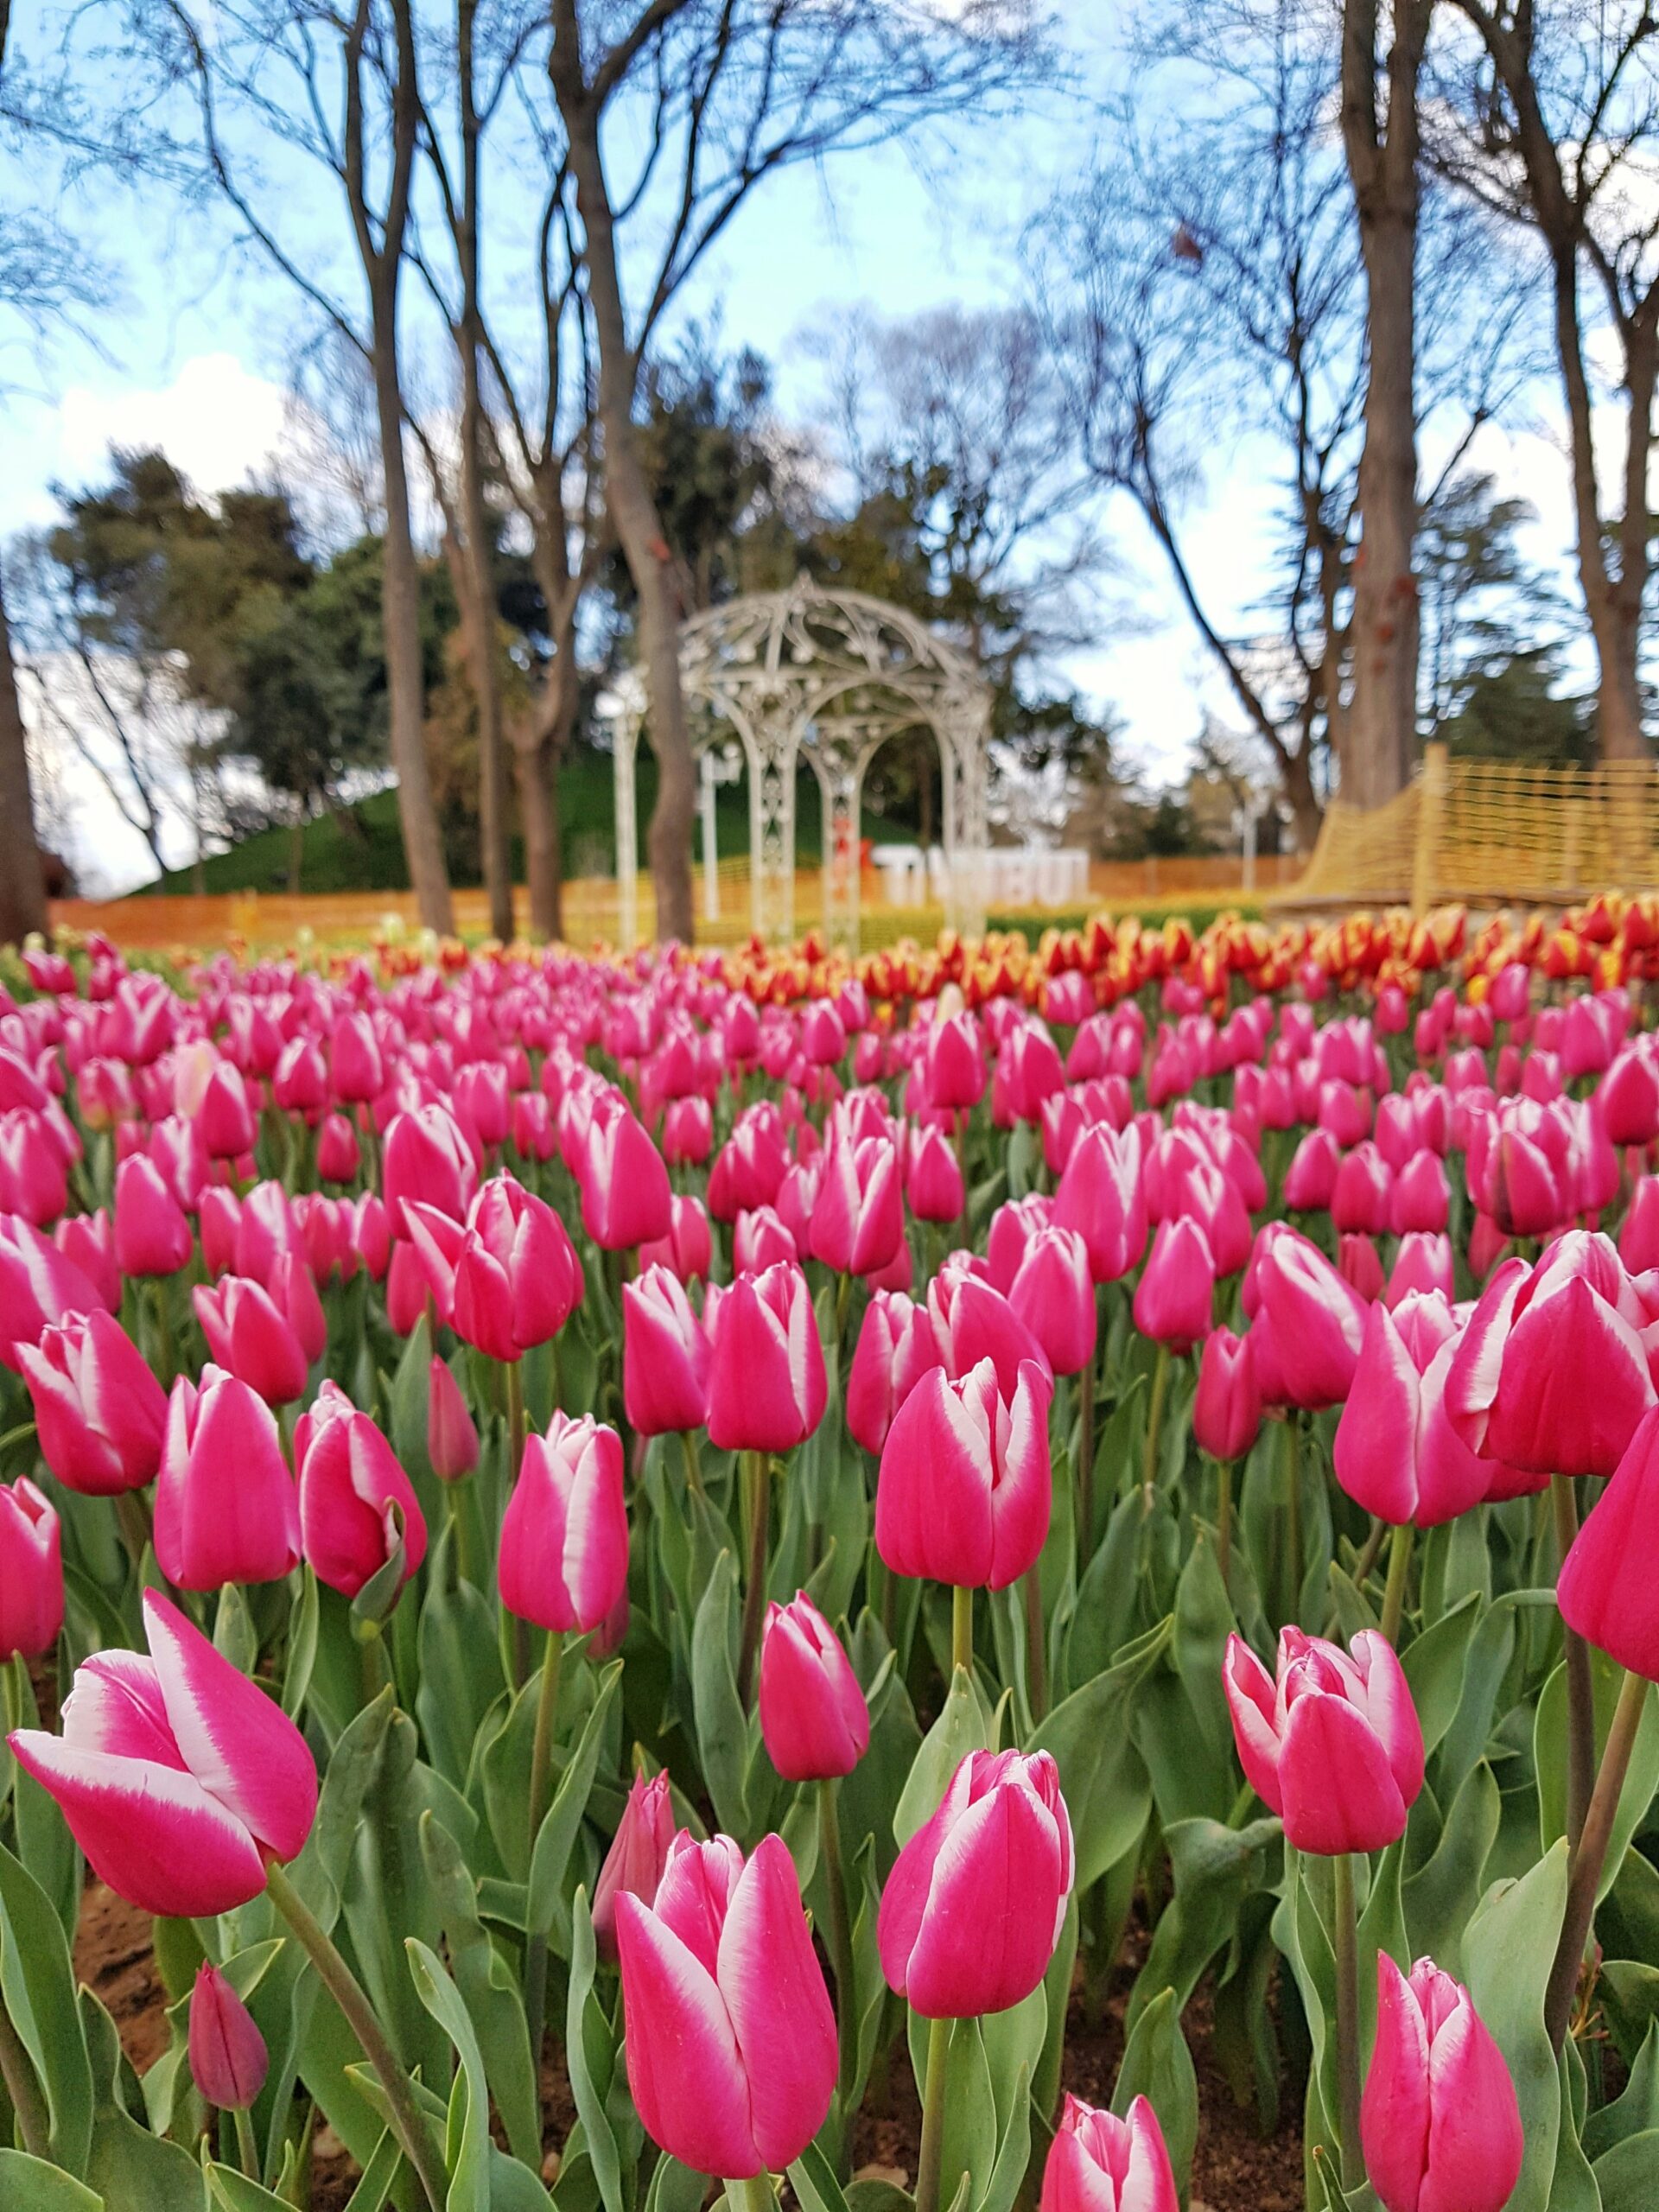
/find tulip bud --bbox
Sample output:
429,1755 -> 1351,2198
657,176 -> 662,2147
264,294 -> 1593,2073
592,1770 -> 676,1956
846,1287 -> 942,1456
1040,2095 -> 1179,2212
1053,1122 -> 1147,1283
113,1153 -> 193,1278
156,1367 -> 302,1590
0,1478 -> 61,1660
54,1210 -> 118,1309
1008,1224 -> 1096,1376
316,1112 -> 361,1183
0,1214 -> 106,1369
17,1307 -> 168,1496
924,1010 -> 987,1112
382,1103 -> 478,1234
906,1122 -> 965,1223
189,1961 -> 269,2110
499,1413 -> 628,1633
638,1193 -> 712,1283
1132,1216 -> 1215,1351
1361,1955 -> 1523,2212
615,1832 -> 836,2177
876,1356 -> 1052,1591
759,1592 -> 868,1781
1223,1626 -> 1423,1854
623,1265 -> 710,1436
296,1381 -> 428,1599
1334,1294 -> 1491,1529
194,1274 -> 311,1407
427,1355 -> 480,1481
810,1131 -> 903,1277
706,1262 -> 827,1453
879,1748 -> 1073,2018
1246,1225 -> 1367,1411
1192,1327 -> 1261,1461
579,1099 -> 672,1251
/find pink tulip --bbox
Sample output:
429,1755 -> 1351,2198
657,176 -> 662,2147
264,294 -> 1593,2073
1387,1232 -> 1454,1306
875,1356 -> 1052,1590
405,1179 -> 582,1362
1223,1626 -> 1424,1854
1282,1128 -> 1341,1211
1008,1224 -> 1096,1376
615,1831 -> 836,2177
705,1262 -> 827,1453
879,1747 -> 1073,2017
1362,1955 -> 1523,2212
297,1381 -> 428,1599
638,1193 -> 712,1283
1333,1294 -> 1494,1529
194,1275 -> 311,1407
623,1265 -> 710,1436
846,1287 -> 943,1455
54,1210 -> 118,1310
708,1107 -> 789,1221
593,1771 -> 677,1957
1052,1122 -> 1147,1283
382,1103 -> 478,1234
1040,2095 -> 1179,2212
1132,1217 -> 1215,1351
906,1122 -> 965,1223
195,1061 -> 257,1159
1332,1143 -> 1393,1236
0,1214 -> 105,1367
499,1413 -> 629,1633
156,1366 -> 302,1590
0,1478 -> 61,1660
329,1011 -> 385,1103
17,1307 -> 168,1496
9,1590 -> 317,1916
1338,1232 -> 1387,1303
113,1153 -> 194,1278
1622,1177 -> 1659,1274
759,1592 -> 869,1781
733,1205 -> 798,1274
579,1098 -> 673,1251
987,1192 -> 1053,1293
924,1011 -> 987,1112
317,1112 -> 361,1182
810,1131 -> 903,1276
1245,1225 -> 1368,1411
928,1257 -> 1051,1397
1446,1230 -> 1656,1478
428,1355 -> 480,1481
1192,1327 -> 1261,1461
189,1962 -> 269,2110
1558,1405 -> 1659,1679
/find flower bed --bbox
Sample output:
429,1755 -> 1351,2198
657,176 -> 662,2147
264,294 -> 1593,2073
2,893 -> 1659,2210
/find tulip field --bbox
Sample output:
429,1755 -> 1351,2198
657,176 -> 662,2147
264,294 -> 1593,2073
10,899 -> 1659,2212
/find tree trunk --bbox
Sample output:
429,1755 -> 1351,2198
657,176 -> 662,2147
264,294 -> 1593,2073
1341,0 -> 1427,810
0,574 -> 46,944
1283,744 -> 1324,855
552,66 -> 696,944
370,296 -> 454,936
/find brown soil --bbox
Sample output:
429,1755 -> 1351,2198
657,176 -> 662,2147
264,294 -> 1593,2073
79,1893 -> 1304,2211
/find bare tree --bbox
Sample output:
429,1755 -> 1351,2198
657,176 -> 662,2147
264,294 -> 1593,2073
149,0 -> 457,929
1431,0 -> 1659,760
1341,0 -> 1433,807
547,0 -> 1050,941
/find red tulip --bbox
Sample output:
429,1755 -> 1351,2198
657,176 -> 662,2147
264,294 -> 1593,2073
189,1962 -> 270,2111
878,1747 -> 1073,2017
1223,1626 -> 1423,1853
1362,1955 -> 1523,2212
0,1477 -> 61,1660
759,1592 -> 869,1781
156,1366 -> 302,1590
875,1356 -> 1052,1590
705,1262 -> 827,1453
297,1381 -> 428,1599
615,1831 -> 836,2177
1040,2095 -> 1179,2212
18,1306 -> 168,1496
499,1413 -> 629,1633
593,1770 -> 676,1956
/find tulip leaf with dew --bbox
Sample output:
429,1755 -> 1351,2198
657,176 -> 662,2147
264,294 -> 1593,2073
1396,1590 -> 1482,1762
1594,2126 -> 1659,2210
405,1939 -> 495,2212
690,1550 -> 750,1839
1400,1759 -> 1501,1980
906,2013 -> 997,2212
1535,1650 -> 1659,1902
893,1664 -> 995,1848
1586,2023 -> 1659,2160
1030,1616 -> 1169,1891
529,1660 -> 624,1962
80,1987 -> 205,2212
0,2150 -> 101,2212
1128,1815 -> 1283,2037
565,1892 -> 625,2212
204,2158 -> 295,2212
1463,1840 -> 1571,2212
418,1812 -> 540,2169
0,1839 -> 93,2177
1109,1987 -> 1198,2206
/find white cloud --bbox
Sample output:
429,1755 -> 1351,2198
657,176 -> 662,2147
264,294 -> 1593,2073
55,353 -> 289,500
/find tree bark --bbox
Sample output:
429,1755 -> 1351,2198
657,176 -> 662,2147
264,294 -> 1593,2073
1341,0 -> 1428,810
0,573 -> 47,944
550,31 -> 696,944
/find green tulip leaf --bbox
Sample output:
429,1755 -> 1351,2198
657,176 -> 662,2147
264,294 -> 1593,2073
0,2149 -> 102,2211
0,1837 -> 94,2177
1111,1985 -> 1198,2203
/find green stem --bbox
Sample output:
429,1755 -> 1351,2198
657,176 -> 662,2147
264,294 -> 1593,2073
151,1275 -> 176,1392
1022,1563 -> 1047,1721
1077,1350 -> 1096,1554
1141,1342 -> 1170,1499
736,1452 -> 770,1706
1554,1472 -> 1597,1853
527,1629 -> 564,1863
1286,1412 -> 1304,1618
1352,1516 -> 1387,1591
951,1583 -> 974,1680
1216,1458 -> 1233,1592
678,1426 -> 705,1501
724,2174 -> 775,2212
114,1486 -> 155,1584
818,1778 -> 857,2105
1545,1667 -> 1650,2050
232,2102 -> 261,2182
446,1479 -> 475,1590
1380,1521 -> 1414,1646
915,2012 -> 953,2212
1332,1851 -> 1363,2192
264,1862 -> 448,2212
0,1984 -> 49,2158
505,1359 -> 527,1479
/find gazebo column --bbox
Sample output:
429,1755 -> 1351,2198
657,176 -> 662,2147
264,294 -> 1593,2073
746,698 -> 798,945
814,727 -> 868,953
607,697 -> 644,950
943,690 -> 991,937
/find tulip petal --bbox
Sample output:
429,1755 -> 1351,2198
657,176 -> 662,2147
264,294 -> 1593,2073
899,1784 -> 1064,2018
1279,1691 -> 1408,1853
614,1894 -> 760,2178
1362,1953 -> 1432,2212
874,1366 -> 995,1586
718,1834 -> 837,2169
1418,1990 -> 1524,2212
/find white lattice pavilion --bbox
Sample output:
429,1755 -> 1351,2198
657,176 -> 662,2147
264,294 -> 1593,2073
601,577 -> 994,949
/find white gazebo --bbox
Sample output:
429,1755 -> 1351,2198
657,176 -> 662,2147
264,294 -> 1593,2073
600,577 -> 994,949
